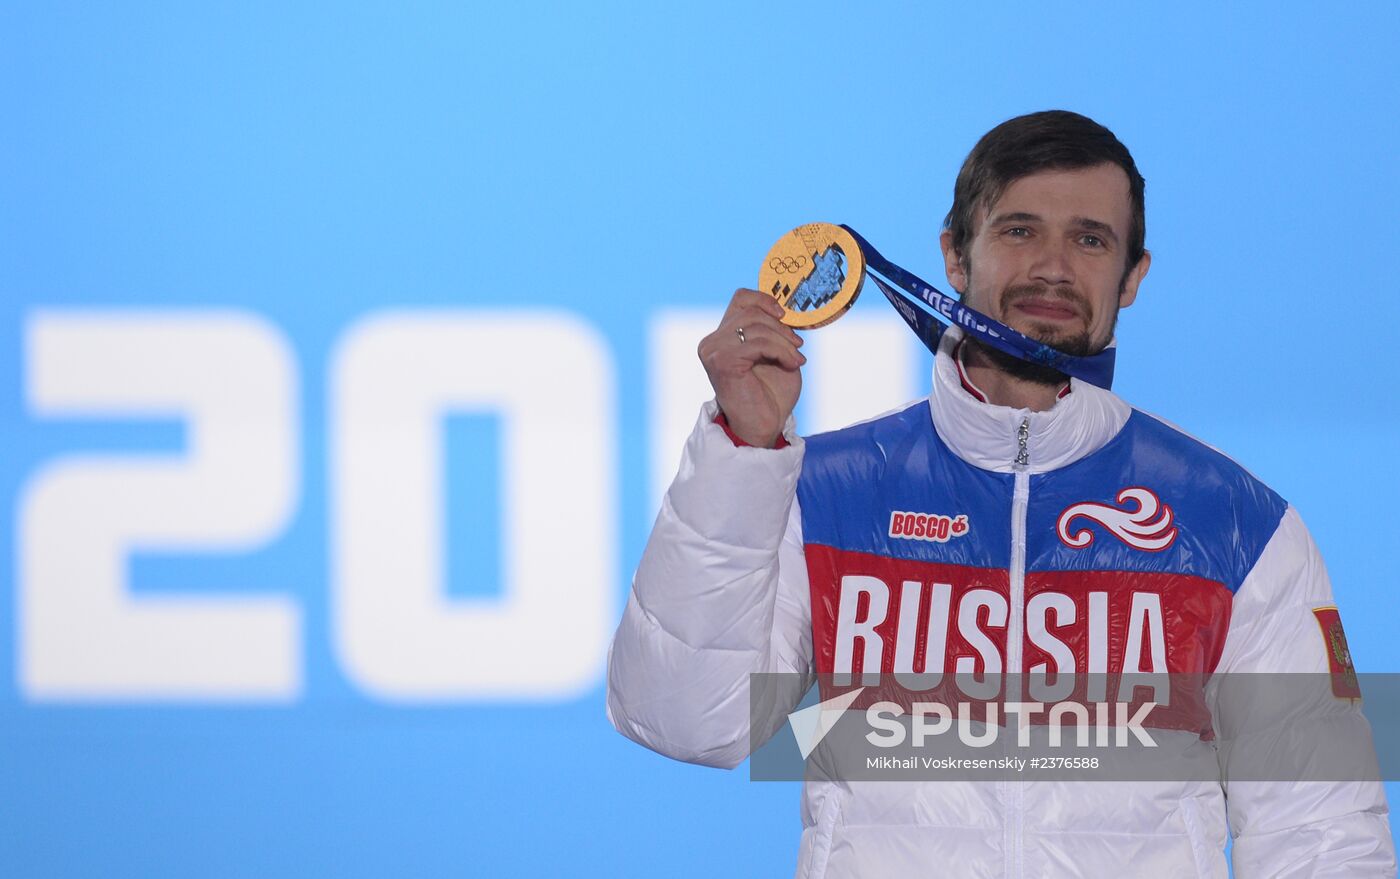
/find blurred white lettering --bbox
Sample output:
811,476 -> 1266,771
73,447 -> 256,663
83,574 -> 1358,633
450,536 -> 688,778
330,311 -> 616,700
19,311 -> 301,700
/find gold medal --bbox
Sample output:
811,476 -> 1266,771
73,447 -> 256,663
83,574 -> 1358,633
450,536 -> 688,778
759,222 -> 864,329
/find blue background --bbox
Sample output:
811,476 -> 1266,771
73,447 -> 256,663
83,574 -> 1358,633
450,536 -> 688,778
3,2 -> 1397,876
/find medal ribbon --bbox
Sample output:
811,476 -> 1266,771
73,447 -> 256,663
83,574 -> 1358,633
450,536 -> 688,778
839,225 -> 1116,390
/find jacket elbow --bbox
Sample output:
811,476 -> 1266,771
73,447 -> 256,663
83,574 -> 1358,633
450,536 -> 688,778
605,685 -> 749,770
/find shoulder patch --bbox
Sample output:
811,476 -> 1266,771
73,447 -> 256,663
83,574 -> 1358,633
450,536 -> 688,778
1312,606 -> 1361,701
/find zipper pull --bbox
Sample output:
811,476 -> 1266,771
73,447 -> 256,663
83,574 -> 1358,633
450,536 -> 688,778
1015,417 -> 1030,468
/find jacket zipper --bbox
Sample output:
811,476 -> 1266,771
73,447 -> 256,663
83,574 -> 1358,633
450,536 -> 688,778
1009,417 -> 1029,673
1005,416 -> 1031,879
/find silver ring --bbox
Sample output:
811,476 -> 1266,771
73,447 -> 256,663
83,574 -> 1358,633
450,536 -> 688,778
736,326 -> 747,344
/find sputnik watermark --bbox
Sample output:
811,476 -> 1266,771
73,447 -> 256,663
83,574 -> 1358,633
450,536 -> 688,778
787,688 -> 1159,758
865,700 -> 1159,748
760,673 -> 1396,782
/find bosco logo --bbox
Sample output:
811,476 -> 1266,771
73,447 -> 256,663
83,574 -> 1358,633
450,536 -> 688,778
888,510 -> 969,543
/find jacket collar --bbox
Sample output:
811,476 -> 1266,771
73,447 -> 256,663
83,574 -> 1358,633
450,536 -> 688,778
928,326 -> 1131,473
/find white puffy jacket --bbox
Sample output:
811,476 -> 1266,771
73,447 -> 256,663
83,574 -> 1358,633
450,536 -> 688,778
607,327 -> 1395,878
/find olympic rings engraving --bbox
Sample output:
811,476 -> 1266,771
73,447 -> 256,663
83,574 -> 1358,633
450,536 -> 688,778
768,255 -> 808,274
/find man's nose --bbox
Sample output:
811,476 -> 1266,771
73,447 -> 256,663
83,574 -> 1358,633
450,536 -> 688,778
1028,237 -> 1075,288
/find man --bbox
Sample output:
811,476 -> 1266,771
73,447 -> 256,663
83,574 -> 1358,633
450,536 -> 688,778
606,111 -> 1396,876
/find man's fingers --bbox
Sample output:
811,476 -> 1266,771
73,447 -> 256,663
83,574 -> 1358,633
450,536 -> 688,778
724,288 -> 787,324
727,326 -> 806,370
700,291 -> 805,377
725,305 -> 803,348
702,318 -> 804,368
732,320 -> 803,358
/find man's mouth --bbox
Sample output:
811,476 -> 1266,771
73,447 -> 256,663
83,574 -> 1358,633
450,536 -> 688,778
1011,299 -> 1080,321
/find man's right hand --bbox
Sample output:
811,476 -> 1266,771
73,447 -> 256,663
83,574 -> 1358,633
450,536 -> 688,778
697,289 -> 806,448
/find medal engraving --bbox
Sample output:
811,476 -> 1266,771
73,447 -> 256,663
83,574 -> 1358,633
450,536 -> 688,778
759,222 -> 864,329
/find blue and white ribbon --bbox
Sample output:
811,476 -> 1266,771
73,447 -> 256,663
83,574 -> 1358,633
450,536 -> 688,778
840,225 -> 1116,390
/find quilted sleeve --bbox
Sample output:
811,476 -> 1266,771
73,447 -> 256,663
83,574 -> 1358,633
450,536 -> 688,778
605,400 -> 815,769
1209,505 -> 1396,877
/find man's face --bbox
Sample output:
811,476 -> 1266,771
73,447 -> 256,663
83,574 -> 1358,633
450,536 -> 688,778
940,163 -> 1150,356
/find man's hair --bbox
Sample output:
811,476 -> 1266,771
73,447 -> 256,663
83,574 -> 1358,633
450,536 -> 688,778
943,110 -> 1146,273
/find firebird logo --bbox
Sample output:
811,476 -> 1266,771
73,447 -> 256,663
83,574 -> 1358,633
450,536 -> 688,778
1056,487 -> 1177,552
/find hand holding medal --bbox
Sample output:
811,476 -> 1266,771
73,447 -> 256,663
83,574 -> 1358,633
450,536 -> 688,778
696,224 -> 866,449
697,288 -> 806,450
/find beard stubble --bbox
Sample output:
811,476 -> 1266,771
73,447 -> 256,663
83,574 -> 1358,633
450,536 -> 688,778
963,280 -> 1117,387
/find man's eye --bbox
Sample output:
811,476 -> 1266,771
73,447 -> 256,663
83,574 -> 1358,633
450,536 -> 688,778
1079,234 -> 1104,248
1005,227 -> 1031,237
